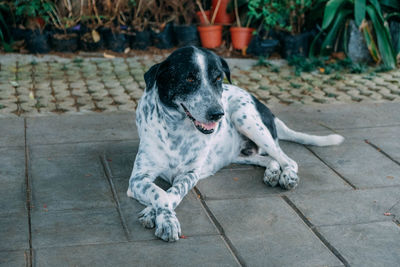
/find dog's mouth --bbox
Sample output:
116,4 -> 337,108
181,104 -> 217,134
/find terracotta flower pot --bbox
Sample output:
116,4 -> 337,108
196,10 -> 211,25
230,27 -> 255,50
212,0 -> 234,24
197,25 -> 223,48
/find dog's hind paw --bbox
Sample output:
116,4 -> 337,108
155,208 -> 181,242
279,168 -> 299,190
263,160 -> 281,187
138,206 -> 156,229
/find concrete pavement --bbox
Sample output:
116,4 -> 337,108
1,102 -> 399,266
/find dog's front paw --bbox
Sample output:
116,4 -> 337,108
155,208 -> 181,242
263,160 -> 281,187
138,206 -> 156,229
279,168 -> 299,190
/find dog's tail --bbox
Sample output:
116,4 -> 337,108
274,118 -> 344,146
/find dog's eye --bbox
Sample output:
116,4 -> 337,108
215,76 -> 222,82
186,74 -> 196,83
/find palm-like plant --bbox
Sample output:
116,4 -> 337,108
311,0 -> 397,69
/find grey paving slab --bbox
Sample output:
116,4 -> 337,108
197,167 -> 283,200
0,250 -> 27,267
318,221 -> 400,267
366,126 -> 400,163
273,102 -> 400,130
31,208 -> 127,249
288,187 -> 400,226
197,142 -> 351,200
30,155 -> 115,211
113,177 -> 218,241
30,140 -> 139,159
34,235 -> 238,267
26,112 -> 138,145
280,141 -> 353,193
0,213 -> 29,251
0,147 -> 26,215
309,136 -> 400,188
0,117 -> 25,147
206,197 -> 342,267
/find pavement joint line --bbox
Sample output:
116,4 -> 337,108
193,186 -> 246,267
304,145 -> 358,190
281,195 -> 350,267
27,137 -> 140,147
364,139 -> 400,166
100,154 -> 132,241
24,117 -> 33,267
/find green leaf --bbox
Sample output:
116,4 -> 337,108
321,9 -> 352,54
380,0 -> 400,10
366,5 -> 396,69
355,0 -> 366,27
322,0 -> 348,30
361,23 -> 380,62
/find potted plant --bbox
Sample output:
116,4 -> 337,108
14,0 -> 54,53
47,0 -> 80,52
212,0 -> 234,24
382,0 -> 400,60
245,0 -> 282,56
197,0 -> 224,48
311,0 -> 397,69
130,0 -> 151,50
100,0 -> 131,53
170,0 -> 200,47
280,0 -> 315,58
229,0 -> 255,50
79,0 -> 105,51
148,0 -> 175,49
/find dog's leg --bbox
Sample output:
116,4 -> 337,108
137,172 -> 200,241
128,169 -> 182,242
166,172 -> 200,208
233,155 -> 281,187
232,113 -> 299,189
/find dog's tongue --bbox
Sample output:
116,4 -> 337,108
195,121 -> 217,130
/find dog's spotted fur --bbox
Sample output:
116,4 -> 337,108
127,47 -> 344,242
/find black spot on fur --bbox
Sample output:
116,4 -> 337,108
251,95 -> 277,139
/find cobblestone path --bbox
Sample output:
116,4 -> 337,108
0,54 -> 399,116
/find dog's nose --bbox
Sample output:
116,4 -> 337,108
207,107 -> 224,121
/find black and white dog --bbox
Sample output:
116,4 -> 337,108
127,46 -> 344,241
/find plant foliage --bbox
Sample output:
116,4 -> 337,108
311,0 -> 397,69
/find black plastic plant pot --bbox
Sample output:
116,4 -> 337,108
173,24 -> 199,47
131,30 -> 151,50
152,23 -> 174,49
10,27 -> 30,41
80,30 -> 104,51
102,28 -> 128,52
50,33 -> 79,52
25,30 -> 50,54
247,35 -> 279,57
282,32 -> 311,58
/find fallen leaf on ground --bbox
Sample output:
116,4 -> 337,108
85,174 -> 92,177
104,52 -> 115,59
233,177 -> 239,181
180,235 -> 187,239
10,81 -> 19,87
387,176 -> 394,179
384,212 -> 392,216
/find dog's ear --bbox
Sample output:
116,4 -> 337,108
144,63 -> 161,91
219,57 -> 231,84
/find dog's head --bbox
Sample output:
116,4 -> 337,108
144,46 -> 231,134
